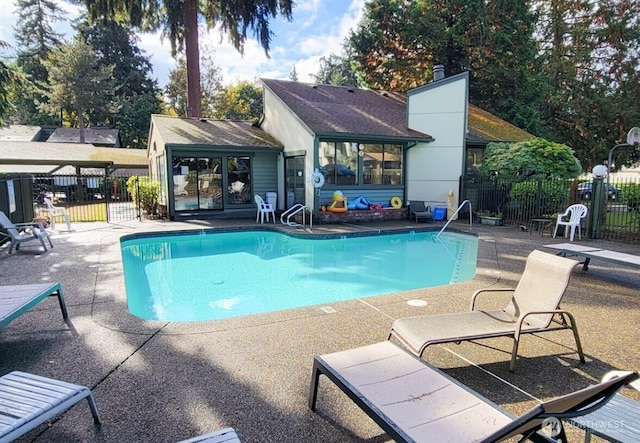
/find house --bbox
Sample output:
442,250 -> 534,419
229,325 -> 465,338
147,117 -> 283,219
148,67 -> 533,221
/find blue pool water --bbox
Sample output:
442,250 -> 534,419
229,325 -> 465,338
120,230 -> 478,322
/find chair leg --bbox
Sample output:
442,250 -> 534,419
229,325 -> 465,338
553,224 -> 559,238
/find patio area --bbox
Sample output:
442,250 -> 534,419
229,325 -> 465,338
0,218 -> 638,442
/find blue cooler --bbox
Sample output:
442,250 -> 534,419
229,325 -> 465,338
432,207 -> 447,221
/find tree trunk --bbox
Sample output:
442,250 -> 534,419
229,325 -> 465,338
78,111 -> 86,143
184,0 -> 202,118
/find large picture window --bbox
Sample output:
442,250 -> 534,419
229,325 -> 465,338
318,140 -> 403,186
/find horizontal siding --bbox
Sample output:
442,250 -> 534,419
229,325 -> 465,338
317,188 -> 405,208
252,151 -> 278,197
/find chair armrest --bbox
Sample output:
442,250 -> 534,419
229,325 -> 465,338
470,288 -> 514,310
602,370 -> 640,391
514,309 -> 575,338
14,222 -> 46,231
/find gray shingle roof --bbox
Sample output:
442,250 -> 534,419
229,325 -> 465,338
150,115 -> 282,149
262,79 -> 535,145
261,79 -> 433,141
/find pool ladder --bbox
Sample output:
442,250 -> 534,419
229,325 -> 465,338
436,200 -> 472,238
280,204 -> 313,229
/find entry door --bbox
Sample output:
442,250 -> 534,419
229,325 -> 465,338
285,156 -> 305,209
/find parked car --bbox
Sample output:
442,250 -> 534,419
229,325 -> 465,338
577,181 -> 621,200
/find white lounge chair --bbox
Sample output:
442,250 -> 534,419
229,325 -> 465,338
389,250 -> 585,372
43,197 -> 71,231
309,340 -> 638,443
0,371 -> 101,442
553,204 -> 588,241
0,211 -> 53,254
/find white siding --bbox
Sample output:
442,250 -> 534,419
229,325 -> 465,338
406,74 -> 468,212
262,89 -> 316,207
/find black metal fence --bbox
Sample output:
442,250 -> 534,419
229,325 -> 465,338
462,174 -> 640,244
29,173 -> 140,223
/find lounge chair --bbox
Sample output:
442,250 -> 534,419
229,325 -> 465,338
43,197 -> 71,231
309,340 -> 638,443
553,204 -> 588,241
389,249 -> 585,372
544,242 -> 640,271
568,370 -> 640,443
177,428 -> 241,443
409,200 -> 433,222
0,371 -> 101,442
0,210 -> 53,254
0,283 -> 69,330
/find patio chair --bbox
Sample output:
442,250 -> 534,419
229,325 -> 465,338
309,340 -> 638,443
0,210 -> 53,254
553,204 -> 588,241
409,200 -> 433,222
0,371 -> 101,442
389,249 -> 585,372
254,194 -> 275,224
43,197 -> 71,231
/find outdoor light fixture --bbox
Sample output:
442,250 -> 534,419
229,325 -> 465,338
607,127 -> 640,177
592,164 -> 608,178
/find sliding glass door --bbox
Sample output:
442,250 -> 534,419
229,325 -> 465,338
172,156 -> 223,211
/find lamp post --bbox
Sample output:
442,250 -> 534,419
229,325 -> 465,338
588,164 -> 608,239
606,127 -> 640,193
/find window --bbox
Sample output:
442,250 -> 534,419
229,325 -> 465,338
362,143 -> 403,185
319,141 -> 358,185
227,156 -> 252,205
318,141 -> 403,186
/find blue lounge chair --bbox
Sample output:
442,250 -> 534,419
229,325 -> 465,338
0,211 -> 53,254
0,283 -> 69,330
0,371 -> 101,442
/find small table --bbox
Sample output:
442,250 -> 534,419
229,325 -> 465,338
529,218 -> 553,236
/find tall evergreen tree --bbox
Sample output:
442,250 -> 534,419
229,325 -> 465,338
165,52 -> 224,118
312,53 -> 361,87
535,0 -> 640,169
82,0 -> 293,118
11,0 -> 66,125
42,38 -> 118,141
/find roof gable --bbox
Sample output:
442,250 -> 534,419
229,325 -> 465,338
261,79 -> 432,141
262,78 -> 534,145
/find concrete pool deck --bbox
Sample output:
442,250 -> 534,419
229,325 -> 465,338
0,218 -> 638,442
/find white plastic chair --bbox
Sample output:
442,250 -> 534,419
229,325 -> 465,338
553,203 -> 588,241
254,194 -> 275,224
44,197 -> 71,231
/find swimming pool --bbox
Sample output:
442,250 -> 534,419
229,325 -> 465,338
120,229 -> 478,322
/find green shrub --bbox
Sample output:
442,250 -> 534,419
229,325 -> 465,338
510,179 -> 569,219
620,182 -> 640,211
126,176 -> 160,216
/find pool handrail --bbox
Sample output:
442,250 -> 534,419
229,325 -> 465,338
280,204 -> 313,229
436,200 -> 472,239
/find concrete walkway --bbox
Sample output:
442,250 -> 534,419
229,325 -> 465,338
0,219 -> 638,442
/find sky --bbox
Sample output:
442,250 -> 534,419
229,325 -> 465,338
0,0 -> 366,88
